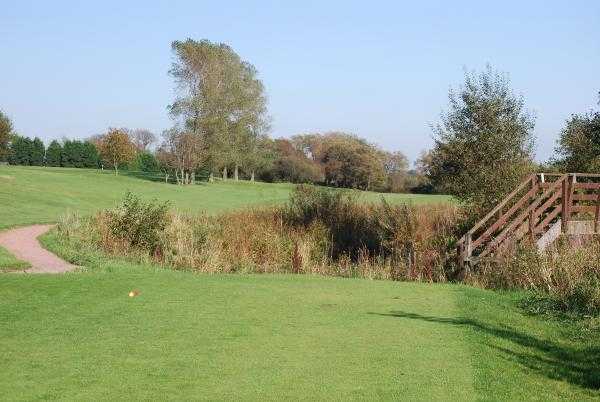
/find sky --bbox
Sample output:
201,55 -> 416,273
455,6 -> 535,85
1,0 -> 599,164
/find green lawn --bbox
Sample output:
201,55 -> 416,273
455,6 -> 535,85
0,245 -> 30,271
0,165 -> 451,229
1,251 -> 598,400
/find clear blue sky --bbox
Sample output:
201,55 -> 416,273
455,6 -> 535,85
1,0 -> 599,163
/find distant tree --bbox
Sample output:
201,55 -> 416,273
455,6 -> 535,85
132,151 -> 161,172
61,140 -> 83,167
426,65 -> 535,214
131,129 -> 157,152
554,95 -> 600,172
241,134 -> 274,182
0,110 -> 12,162
319,133 -> 386,191
382,151 -> 409,192
8,135 -> 33,165
81,141 -> 100,168
46,140 -> 62,167
157,127 -> 204,184
261,138 -> 322,184
97,128 -> 136,175
30,137 -> 45,166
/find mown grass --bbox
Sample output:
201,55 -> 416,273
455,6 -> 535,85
1,232 -> 598,401
0,245 -> 30,271
0,165 -> 451,229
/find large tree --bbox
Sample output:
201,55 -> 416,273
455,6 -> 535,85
97,128 -> 136,175
554,94 -> 600,172
426,66 -> 535,214
168,39 -> 269,180
0,110 -> 12,162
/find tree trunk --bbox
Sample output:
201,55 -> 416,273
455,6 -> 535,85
250,170 -> 255,182
191,171 -> 195,185
209,172 -> 214,182
114,163 -> 118,176
185,171 -> 189,185
234,165 -> 239,181
165,173 -> 169,183
222,167 -> 227,181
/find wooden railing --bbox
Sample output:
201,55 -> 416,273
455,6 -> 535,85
457,173 -> 600,266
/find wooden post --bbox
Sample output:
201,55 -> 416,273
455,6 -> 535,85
528,209 -> 535,243
465,234 -> 472,262
561,176 -> 568,232
595,191 -> 600,233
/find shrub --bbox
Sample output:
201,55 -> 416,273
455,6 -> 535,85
104,192 -> 169,254
283,185 -> 461,280
55,188 -> 459,281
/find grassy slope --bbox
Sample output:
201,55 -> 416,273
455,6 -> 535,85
0,245 -> 30,271
0,165 -> 451,229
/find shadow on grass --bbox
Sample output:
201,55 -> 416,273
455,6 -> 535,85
101,170 -> 210,185
370,310 -> 600,390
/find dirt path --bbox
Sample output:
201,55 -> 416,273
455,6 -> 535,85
0,225 -> 76,273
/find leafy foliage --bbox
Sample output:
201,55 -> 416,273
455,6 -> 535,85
97,128 -> 136,174
61,140 -> 99,168
45,140 -> 62,167
131,151 -> 161,172
554,97 -> 600,172
168,39 -> 269,180
426,65 -> 535,215
105,192 -> 169,254
8,135 -> 34,165
30,138 -> 45,166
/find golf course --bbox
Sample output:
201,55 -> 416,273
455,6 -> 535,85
0,165 -> 598,401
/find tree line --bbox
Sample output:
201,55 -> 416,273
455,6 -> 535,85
1,39 -> 598,200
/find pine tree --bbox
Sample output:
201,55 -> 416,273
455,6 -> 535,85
46,140 -> 62,167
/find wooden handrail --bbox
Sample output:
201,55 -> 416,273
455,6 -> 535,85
467,174 -> 536,236
472,182 -> 539,249
478,174 -> 567,260
458,172 -> 600,265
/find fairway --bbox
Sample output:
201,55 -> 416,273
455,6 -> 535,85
1,262 -> 598,401
0,165 -> 451,229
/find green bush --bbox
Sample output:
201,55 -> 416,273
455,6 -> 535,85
106,192 -> 169,254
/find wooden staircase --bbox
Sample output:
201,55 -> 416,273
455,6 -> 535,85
457,173 -> 600,267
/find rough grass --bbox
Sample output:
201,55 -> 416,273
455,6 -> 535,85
0,165 -> 452,229
53,196 -> 460,281
0,245 -> 30,271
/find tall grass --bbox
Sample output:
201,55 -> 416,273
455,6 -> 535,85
473,239 -> 600,316
55,188 -> 461,281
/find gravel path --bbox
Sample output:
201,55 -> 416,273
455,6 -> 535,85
0,225 -> 76,273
